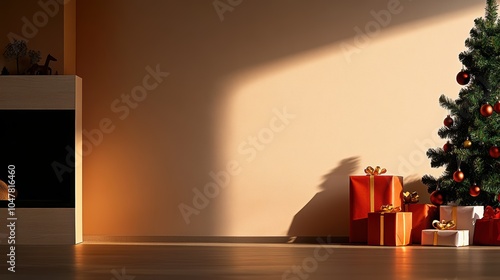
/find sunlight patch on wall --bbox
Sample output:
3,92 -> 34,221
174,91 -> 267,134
215,6 -> 483,236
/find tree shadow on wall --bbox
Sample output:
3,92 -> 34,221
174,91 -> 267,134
287,156 -> 360,240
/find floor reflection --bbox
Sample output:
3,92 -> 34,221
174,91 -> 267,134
0,244 -> 499,280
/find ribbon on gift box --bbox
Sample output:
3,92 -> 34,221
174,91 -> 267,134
483,206 -> 500,219
364,166 -> 387,176
432,220 -> 456,245
377,205 -> 402,245
450,206 -> 458,228
432,219 -> 456,230
379,204 -> 401,213
378,204 -> 406,246
397,215 -> 408,246
403,191 -> 419,204
379,213 -> 385,245
403,191 -> 419,211
364,166 -> 387,212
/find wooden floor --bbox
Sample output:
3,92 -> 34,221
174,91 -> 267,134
1,243 -> 500,280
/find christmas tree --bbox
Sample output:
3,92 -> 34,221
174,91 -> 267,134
422,0 -> 500,207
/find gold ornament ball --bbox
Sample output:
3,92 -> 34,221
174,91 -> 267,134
463,139 -> 472,148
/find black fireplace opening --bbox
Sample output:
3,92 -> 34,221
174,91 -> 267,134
0,110 -> 75,208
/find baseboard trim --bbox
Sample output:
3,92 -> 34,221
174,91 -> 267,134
84,235 -> 349,244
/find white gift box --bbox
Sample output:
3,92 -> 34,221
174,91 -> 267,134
421,229 -> 469,247
440,205 -> 483,244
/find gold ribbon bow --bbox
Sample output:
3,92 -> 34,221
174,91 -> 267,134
403,191 -> 419,204
364,166 -> 387,176
379,204 -> 401,213
432,219 -> 456,230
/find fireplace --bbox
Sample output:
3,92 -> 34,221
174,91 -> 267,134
0,110 -> 75,208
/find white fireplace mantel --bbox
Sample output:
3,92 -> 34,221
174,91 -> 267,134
0,75 -> 82,245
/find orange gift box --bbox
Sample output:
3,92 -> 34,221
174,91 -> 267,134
349,175 -> 403,243
368,212 -> 412,246
407,204 -> 439,244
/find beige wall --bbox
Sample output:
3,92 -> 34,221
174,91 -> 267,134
0,0 -> 65,74
74,0 -> 485,238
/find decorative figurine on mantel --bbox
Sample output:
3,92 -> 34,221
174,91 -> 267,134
3,39 -> 27,74
1,66 -> 8,75
26,54 -> 57,75
3,39 -> 57,75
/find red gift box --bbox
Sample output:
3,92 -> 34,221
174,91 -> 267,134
349,175 -> 403,243
407,204 -> 439,244
368,212 -> 412,246
473,206 -> 500,246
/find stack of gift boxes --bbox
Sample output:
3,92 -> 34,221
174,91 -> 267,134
349,167 -> 500,247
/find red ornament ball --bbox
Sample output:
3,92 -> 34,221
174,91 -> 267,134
494,101 -> 500,114
443,141 -> 451,152
430,190 -> 444,206
456,71 -> 470,85
453,170 -> 464,182
489,146 -> 500,159
480,103 -> 493,117
469,184 -> 481,197
444,115 -> 454,128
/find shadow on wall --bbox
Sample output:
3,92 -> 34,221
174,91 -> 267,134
287,156 -> 360,237
75,0 -> 484,236
286,164 -> 432,237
